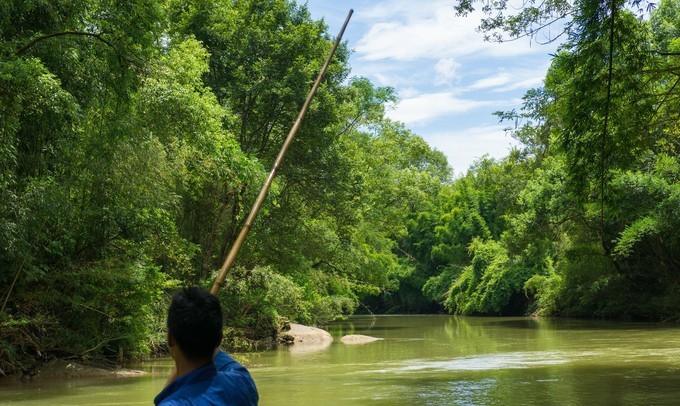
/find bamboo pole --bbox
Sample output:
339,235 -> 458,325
210,9 -> 354,295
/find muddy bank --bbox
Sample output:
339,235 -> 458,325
1,359 -> 146,383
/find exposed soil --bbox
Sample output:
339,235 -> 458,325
1,359 -> 146,382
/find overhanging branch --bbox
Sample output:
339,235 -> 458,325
16,31 -> 115,55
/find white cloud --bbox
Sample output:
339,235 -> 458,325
494,76 -> 545,92
434,58 -> 461,85
370,72 -> 392,86
355,1 -> 541,62
420,125 -> 519,176
349,59 -> 439,89
398,87 -> 420,98
469,73 -> 513,90
386,92 -> 496,124
356,0 -> 447,21
465,64 -> 550,93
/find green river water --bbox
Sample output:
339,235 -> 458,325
1,315 -> 679,405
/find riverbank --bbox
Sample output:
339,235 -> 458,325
0,323 -> 329,381
0,358 -> 146,383
1,322 -> 380,381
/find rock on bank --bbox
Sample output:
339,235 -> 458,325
278,323 -> 333,345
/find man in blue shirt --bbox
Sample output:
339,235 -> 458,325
154,287 -> 259,405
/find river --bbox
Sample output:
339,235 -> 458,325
1,315 -> 679,405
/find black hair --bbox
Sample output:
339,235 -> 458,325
167,287 -> 223,361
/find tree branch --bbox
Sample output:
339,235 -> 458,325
653,51 -> 680,56
487,11 -> 574,44
654,76 -> 680,114
16,31 -> 116,55
599,0 -> 616,251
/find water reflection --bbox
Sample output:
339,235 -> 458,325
280,339 -> 332,355
361,351 -> 575,374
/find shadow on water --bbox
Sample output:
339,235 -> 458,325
327,316 -> 407,336
472,317 -> 679,332
347,326 -> 406,332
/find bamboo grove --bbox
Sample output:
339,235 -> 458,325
1,0 -> 679,374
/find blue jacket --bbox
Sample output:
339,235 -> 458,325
154,352 -> 259,405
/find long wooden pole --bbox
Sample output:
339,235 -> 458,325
210,9 -> 354,295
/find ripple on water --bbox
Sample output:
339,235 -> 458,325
358,351 -> 592,374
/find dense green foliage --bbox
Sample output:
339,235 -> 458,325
388,0 -> 679,319
1,0 -> 679,376
0,0 -> 448,374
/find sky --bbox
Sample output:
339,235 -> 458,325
304,0 -> 559,176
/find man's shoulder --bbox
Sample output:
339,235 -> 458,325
213,352 -> 258,405
158,382 -> 258,406
157,353 -> 258,406
214,351 -> 243,370
214,352 -> 255,379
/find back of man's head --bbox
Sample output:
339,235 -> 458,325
167,287 -> 223,361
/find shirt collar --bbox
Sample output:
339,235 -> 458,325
154,361 -> 217,405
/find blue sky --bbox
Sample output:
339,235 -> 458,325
304,0 -> 559,176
